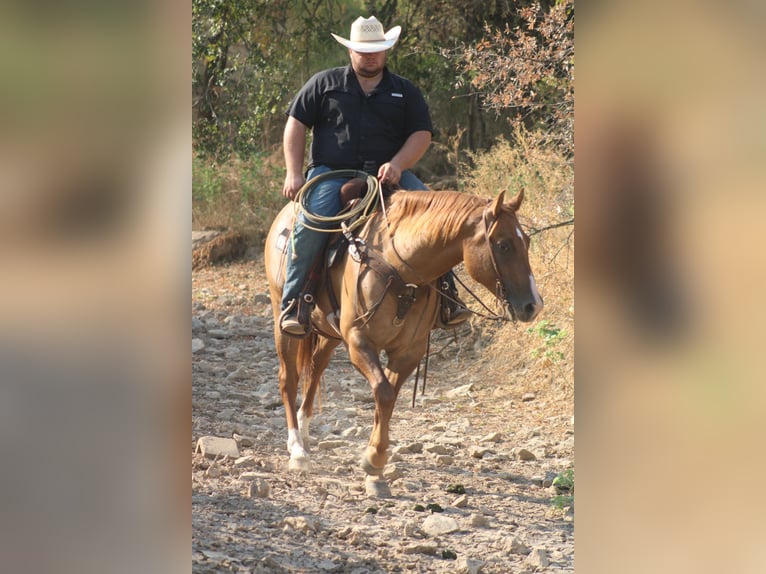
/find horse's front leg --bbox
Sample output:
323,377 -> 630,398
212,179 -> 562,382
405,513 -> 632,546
347,340 -> 395,474
348,341 -> 423,475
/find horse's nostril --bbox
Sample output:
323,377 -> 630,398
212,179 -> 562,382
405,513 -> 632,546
524,302 -> 535,316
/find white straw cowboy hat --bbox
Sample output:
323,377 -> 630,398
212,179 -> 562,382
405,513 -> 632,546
331,16 -> 401,53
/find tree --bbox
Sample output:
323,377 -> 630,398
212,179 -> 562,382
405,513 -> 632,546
456,0 -> 574,156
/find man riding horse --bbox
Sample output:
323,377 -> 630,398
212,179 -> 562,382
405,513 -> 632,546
278,15 -> 470,336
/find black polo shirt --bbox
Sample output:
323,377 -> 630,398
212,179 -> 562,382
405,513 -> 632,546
286,65 -> 433,173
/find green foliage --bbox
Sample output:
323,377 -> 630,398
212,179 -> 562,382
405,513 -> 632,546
192,0 -> 299,159
441,550 -> 458,560
192,0 -> 573,163
551,468 -> 574,509
192,153 -> 286,242
445,483 -> 466,494
528,319 -> 567,362
191,1 -> 575,243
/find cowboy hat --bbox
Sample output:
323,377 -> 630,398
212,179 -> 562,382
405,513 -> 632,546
331,16 -> 401,53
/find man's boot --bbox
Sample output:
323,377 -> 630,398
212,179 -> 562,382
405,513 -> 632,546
279,293 -> 315,337
437,272 -> 471,328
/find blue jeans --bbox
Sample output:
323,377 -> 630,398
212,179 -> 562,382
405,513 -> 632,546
281,165 -> 427,310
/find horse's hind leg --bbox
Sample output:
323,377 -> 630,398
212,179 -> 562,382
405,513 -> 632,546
276,336 -> 311,471
297,335 -> 340,450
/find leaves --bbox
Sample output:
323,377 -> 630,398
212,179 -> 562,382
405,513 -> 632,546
455,0 -> 574,156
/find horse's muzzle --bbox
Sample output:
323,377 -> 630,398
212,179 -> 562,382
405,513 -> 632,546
510,295 -> 543,323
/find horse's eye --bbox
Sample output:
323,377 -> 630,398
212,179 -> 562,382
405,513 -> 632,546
496,239 -> 512,253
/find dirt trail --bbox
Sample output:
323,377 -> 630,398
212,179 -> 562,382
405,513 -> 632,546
192,259 -> 573,573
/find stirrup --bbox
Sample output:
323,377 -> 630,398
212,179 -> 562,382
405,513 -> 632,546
279,295 -> 313,337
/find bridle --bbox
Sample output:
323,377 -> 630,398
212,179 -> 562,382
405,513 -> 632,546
481,204 -> 518,322
383,198 -> 520,323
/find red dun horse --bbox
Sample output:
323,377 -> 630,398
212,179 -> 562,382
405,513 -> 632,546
264,189 -> 543,488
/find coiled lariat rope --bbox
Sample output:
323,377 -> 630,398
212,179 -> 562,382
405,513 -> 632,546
292,169 -> 380,234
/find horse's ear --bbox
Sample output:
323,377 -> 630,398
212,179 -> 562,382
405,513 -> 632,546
508,188 -> 525,211
491,190 -> 506,217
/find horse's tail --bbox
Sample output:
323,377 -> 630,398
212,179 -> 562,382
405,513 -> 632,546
296,332 -> 319,407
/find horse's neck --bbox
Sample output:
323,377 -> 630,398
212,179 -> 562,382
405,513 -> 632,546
376,200 -> 480,284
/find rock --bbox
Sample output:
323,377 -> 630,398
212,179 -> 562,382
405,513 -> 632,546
504,536 -> 530,555
522,392 -> 536,401
400,480 -> 423,492
217,408 -> 235,421
525,548 -> 549,568
435,435 -> 464,446
192,338 -> 205,353
223,346 -> 241,358
455,557 -> 485,574
469,513 -> 489,527
470,447 -> 493,459
452,495 -> 468,508
383,464 -> 403,482
192,317 -> 205,333
225,367 -> 249,382
516,448 -> 537,461
247,479 -> 271,498
422,514 -> 460,537
232,433 -> 254,447
402,520 -> 421,538
341,426 -> 361,438
479,431 -> 503,443
445,383 -> 474,398
283,516 -> 319,533
435,455 -> 454,466
425,443 -> 452,455
204,464 -> 222,478
401,543 -> 438,555
252,293 -> 270,305
208,329 -> 230,339
196,436 -> 240,459
359,513 -> 376,525
234,455 -> 257,468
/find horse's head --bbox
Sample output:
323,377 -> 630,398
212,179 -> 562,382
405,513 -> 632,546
464,190 -> 543,322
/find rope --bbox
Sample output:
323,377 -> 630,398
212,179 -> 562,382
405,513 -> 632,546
292,170 -> 380,234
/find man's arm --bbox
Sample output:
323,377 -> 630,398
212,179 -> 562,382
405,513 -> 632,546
282,115 -> 308,200
378,130 -> 432,186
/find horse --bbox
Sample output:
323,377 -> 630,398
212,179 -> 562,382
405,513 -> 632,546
264,186 -> 543,490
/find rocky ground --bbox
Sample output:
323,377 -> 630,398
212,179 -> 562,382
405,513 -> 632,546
192,258 -> 574,573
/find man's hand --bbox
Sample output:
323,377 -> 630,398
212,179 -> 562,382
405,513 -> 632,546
378,162 -> 402,186
282,172 -> 306,201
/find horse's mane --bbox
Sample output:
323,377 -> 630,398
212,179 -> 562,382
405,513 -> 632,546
384,190 -> 485,244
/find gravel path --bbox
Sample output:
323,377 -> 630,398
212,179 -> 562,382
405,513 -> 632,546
192,260 -> 573,573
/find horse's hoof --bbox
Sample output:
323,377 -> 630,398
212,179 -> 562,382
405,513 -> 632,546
360,456 -> 384,477
365,476 -> 392,499
288,456 -> 311,473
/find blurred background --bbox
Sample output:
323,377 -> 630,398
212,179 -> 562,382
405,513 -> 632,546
577,1 -> 766,572
1,0 -> 765,571
0,1 -> 189,573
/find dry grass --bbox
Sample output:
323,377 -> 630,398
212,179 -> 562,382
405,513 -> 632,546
451,130 -> 574,414
192,151 -> 287,244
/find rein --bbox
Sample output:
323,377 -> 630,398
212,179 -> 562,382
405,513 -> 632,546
383,198 -> 512,323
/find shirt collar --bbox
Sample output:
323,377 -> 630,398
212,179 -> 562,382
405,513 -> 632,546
345,64 -> 392,95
